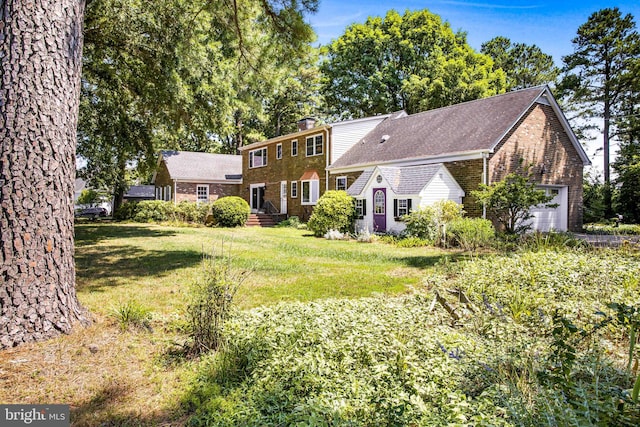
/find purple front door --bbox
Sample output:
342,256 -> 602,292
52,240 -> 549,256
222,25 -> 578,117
373,188 -> 386,231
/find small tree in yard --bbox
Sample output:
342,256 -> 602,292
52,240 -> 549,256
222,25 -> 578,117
308,191 -> 356,237
472,173 -> 556,234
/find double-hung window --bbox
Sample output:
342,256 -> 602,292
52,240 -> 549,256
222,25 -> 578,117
301,180 -> 319,205
249,148 -> 267,168
291,181 -> 298,198
355,199 -> 367,219
305,134 -> 323,157
276,143 -> 282,160
336,176 -> 347,191
197,185 -> 209,204
291,140 -> 298,157
394,198 -> 412,219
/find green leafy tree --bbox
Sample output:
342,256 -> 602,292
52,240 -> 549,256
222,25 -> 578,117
582,172 -> 607,223
472,173 -> 556,234
614,135 -> 640,223
79,0 -> 319,210
481,36 -> 559,90
319,9 -> 505,118
77,189 -> 105,207
561,8 -> 640,217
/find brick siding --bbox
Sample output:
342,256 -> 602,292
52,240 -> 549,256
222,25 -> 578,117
488,104 -> 584,231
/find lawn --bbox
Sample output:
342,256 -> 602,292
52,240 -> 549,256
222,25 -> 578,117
0,223 -> 451,425
2,223 -> 638,426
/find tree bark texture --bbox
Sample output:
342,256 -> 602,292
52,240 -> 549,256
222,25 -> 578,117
1,0 -> 88,349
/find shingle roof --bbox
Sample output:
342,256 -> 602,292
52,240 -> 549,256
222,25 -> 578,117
160,151 -> 242,182
347,165 -> 444,196
124,185 -> 155,198
331,86 -> 548,169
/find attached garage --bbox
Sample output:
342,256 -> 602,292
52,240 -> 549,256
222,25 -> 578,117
527,186 -> 568,232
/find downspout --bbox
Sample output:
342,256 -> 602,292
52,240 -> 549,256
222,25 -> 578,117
325,127 -> 331,192
482,152 -> 488,218
173,179 -> 177,206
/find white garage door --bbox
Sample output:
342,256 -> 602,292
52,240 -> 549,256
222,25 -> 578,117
528,186 -> 568,232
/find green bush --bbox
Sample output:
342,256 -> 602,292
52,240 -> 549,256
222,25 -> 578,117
173,201 -> 210,223
133,200 -> 171,222
113,201 -> 139,221
307,191 -> 356,237
447,217 -> 495,251
403,200 -> 464,245
210,196 -> 250,227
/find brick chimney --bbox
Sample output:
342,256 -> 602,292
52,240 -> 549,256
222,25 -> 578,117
297,117 -> 316,131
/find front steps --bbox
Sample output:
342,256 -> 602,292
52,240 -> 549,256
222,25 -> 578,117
246,213 -> 277,227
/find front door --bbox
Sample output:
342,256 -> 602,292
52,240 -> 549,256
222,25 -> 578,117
251,185 -> 265,212
280,181 -> 287,214
373,188 -> 386,231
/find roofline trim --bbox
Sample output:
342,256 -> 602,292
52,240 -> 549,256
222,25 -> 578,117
328,150 -> 488,173
239,125 -> 332,151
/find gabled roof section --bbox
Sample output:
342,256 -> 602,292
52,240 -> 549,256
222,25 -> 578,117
330,86 -> 589,170
157,151 -> 242,183
348,164 -> 452,196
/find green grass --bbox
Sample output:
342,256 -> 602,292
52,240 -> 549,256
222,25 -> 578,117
74,223 -> 445,315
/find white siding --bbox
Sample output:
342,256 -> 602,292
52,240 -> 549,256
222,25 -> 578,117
331,116 -> 388,164
525,186 -> 568,232
418,170 -> 465,207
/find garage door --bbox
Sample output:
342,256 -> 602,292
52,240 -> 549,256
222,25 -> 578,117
528,186 -> 568,232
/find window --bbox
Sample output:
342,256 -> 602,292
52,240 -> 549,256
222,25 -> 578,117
197,185 -> 209,203
374,190 -> 385,214
164,185 -> 172,201
306,134 -> 323,156
355,199 -> 367,219
249,148 -> 267,168
301,180 -> 319,205
155,187 -> 161,200
291,181 -> 298,198
291,140 -> 298,157
336,176 -> 347,191
394,198 -> 412,218
276,143 -> 282,160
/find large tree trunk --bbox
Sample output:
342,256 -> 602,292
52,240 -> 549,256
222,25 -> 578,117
1,0 -> 89,349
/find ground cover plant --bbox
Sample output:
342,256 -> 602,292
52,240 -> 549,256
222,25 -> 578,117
1,223 -> 638,426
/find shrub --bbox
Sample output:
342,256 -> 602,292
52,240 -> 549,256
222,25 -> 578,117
173,201 -> 210,223
307,191 -> 356,237
187,249 -> 248,354
210,196 -> 250,227
113,201 -> 139,221
133,200 -> 172,222
447,217 -> 495,251
403,200 -> 464,245
277,216 -> 302,229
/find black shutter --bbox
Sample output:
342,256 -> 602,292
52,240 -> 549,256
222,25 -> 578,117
394,199 -> 398,218
407,199 -> 412,213
362,199 -> 367,218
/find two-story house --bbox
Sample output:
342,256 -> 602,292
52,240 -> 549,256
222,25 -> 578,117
239,115 -> 398,221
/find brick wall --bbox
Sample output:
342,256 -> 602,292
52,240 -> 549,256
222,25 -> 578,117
242,129 -> 329,220
174,182 -> 239,203
328,171 -> 364,191
444,159 -> 484,217
154,159 -> 239,203
489,103 -> 585,231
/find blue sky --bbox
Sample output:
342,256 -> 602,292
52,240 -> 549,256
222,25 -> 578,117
308,0 -> 640,66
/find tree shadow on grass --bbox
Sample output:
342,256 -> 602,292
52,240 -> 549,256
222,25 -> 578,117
75,223 -> 178,246
71,382 -> 188,427
76,244 -> 202,292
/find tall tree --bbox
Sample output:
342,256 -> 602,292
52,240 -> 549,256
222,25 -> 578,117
481,36 -> 559,90
79,0 -> 319,209
319,9 -> 506,119
562,8 -> 640,217
1,0 -> 88,348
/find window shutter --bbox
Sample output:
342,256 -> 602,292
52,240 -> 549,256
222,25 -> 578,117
407,199 -> 412,213
394,199 -> 398,218
362,199 -> 367,218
